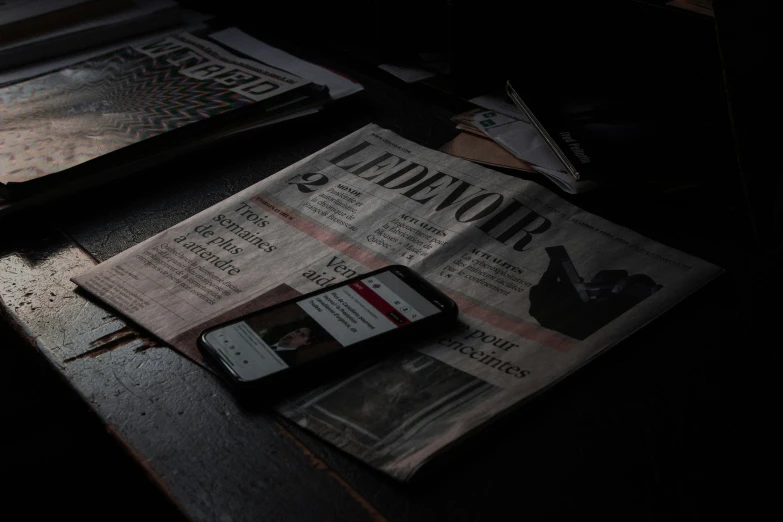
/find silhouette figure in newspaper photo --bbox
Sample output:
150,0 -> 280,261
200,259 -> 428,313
529,246 -> 663,340
244,303 -> 340,366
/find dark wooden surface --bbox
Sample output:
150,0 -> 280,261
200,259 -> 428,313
0,224 -> 759,521
0,231 -> 386,522
1,4 -> 770,520
714,0 -> 781,250
1,317 -> 188,522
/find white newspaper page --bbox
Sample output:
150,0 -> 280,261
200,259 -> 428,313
72,124 -> 722,481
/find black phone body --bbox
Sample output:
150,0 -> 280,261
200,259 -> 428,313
198,265 -> 458,400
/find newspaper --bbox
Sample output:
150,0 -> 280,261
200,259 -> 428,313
1,31 -> 310,191
72,124 -> 722,481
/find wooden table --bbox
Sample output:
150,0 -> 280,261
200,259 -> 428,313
0,10 -> 764,519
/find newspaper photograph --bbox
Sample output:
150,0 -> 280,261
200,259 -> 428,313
72,124 -> 723,481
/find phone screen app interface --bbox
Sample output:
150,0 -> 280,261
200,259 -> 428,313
205,271 -> 440,381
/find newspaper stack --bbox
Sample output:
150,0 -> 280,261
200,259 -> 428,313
441,94 -> 596,194
0,28 -> 362,216
72,124 -> 722,481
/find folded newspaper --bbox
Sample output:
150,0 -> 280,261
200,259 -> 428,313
72,124 -> 722,481
0,30 -> 318,200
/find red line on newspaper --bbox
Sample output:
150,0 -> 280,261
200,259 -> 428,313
451,295 -> 577,352
251,194 -> 386,270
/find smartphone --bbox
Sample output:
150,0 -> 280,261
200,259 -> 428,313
198,265 -> 458,399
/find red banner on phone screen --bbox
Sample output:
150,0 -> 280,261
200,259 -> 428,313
349,282 -> 411,327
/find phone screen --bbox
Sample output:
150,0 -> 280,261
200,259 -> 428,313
203,270 -> 442,382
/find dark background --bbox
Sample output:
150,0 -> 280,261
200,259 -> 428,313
2,0 -> 776,520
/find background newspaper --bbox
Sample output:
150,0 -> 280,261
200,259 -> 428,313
73,124 -> 722,481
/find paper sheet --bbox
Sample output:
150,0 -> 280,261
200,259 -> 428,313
473,110 -> 596,194
440,132 -> 534,172
378,63 -> 436,83
210,28 -> 363,101
469,93 -> 530,123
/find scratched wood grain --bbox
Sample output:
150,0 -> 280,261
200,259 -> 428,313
0,231 -> 131,363
0,231 -> 386,522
